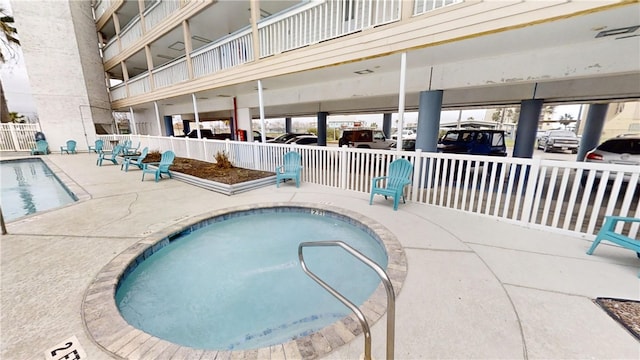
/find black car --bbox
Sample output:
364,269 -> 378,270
437,130 -> 507,157
267,132 -> 313,143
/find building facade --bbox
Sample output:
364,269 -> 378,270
10,0 -> 640,150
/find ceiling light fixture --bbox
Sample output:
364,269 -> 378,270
354,69 -> 374,75
156,54 -> 174,60
168,41 -> 185,51
192,35 -> 211,43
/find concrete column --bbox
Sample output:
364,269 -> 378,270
317,112 -> 328,146
513,99 -> 543,158
577,103 -> 609,161
415,90 -> 443,152
285,117 -> 292,133
383,113 -> 392,138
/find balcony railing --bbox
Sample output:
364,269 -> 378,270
258,0 -> 402,58
109,82 -> 127,101
128,73 -> 151,96
413,0 -> 462,16
144,0 -> 181,32
119,16 -> 143,50
152,57 -> 189,89
94,0 -> 113,21
102,39 -> 118,62
191,28 -> 254,78
107,0 -> 465,100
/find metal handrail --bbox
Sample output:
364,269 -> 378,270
298,241 -> 395,360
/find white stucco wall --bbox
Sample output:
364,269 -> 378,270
10,0 -> 111,151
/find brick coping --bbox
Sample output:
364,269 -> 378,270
82,202 -> 407,359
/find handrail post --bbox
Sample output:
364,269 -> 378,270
298,240 -> 395,360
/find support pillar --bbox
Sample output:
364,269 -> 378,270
383,113 -> 392,138
513,99 -> 543,158
285,117 -> 292,133
415,90 -> 443,152
317,112 -> 328,146
577,103 -> 608,161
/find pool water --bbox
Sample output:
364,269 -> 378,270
1,159 -> 76,221
116,211 -> 388,350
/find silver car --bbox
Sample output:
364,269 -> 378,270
582,134 -> 640,186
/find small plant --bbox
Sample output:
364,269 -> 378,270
144,150 -> 162,162
214,151 -> 234,169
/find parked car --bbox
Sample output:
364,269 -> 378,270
537,130 -> 579,153
187,129 -> 219,139
437,130 -> 507,156
391,129 -> 416,140
250,131 -> 273,142
267,132 -> 313,143
338,128 -> 394,149
582,134 -> 640,187
285,135 -> 318,145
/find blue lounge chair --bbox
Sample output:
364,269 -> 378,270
142,150 -> 175,182
276,151 -> 302,188
30,140 -> 49,155
88,139 -> 104,153
121,147 -> 149,172
124,141 -> 141,156
369,158 -> 413,210
60,140 -> 77,154
97,144 -> 124,166
587,216 -> 640,277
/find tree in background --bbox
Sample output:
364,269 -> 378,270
492,107 -> 520,125
1,7 -> 20,124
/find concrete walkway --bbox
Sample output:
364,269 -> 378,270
1,153 -> 638,360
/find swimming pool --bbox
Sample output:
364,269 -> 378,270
1,158 -> 77,221
84,203 -> 407,358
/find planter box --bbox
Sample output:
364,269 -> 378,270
170,170 -> 276,195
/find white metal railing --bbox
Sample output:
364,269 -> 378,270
97,134 -> 640,241
152,57 -> 189,89
258,0 -> 401,58
93,0 -> 113,21
109,83 -> 127,101
102,39 -> 118,62
119,16 -> 143,50
413,0 -> 462,16
191,29 -> 254,78
128,73 -> 151,96
0,123 -> 42,151
144,0 -> 181,32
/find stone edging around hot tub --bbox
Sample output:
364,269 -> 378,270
82,202 -> 407,360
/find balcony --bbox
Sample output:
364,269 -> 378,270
106,0 -> 462,102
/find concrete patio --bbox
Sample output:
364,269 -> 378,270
1,152 -> 638,359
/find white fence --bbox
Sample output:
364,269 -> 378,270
99,134 -> 640,240
0,123 -> 41,151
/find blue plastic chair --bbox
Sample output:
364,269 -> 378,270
587,216 -> 640,277
369,158 -> 413,210
97,144 -> 124,166
88,139 -> 104,153
30,140 -> 49,155
123,141 -> 141,156
142,150 -> 175,182
276,151 -> 302,188
60,140 -> 77,154
121,147 -> 149,172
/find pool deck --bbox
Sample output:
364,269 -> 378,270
1,152 -> 639,360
